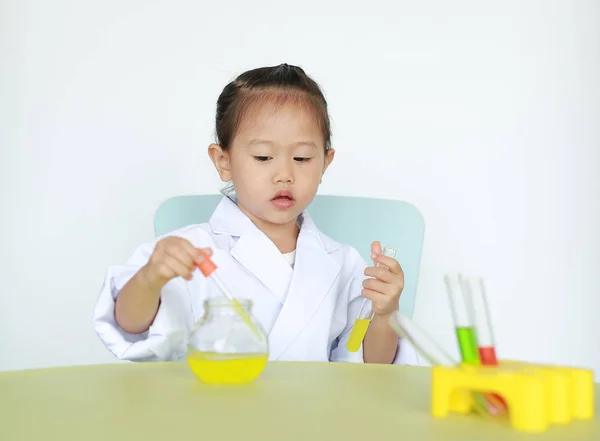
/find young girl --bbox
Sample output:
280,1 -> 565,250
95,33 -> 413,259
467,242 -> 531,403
93,64 -> 418,365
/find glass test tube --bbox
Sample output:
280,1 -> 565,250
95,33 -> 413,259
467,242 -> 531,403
445,273 -> 504,415
465,277 -> 498,365
346,246 -> 396,352
356,247 -> 397,320
444,273 -> 480,365
464,276 -> 508,413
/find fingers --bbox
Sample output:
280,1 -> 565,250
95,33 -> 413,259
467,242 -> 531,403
370,241 -> 402,274
170,246 -> 214,280
372,254 -> 403,276
196,247 -> 213,262
163,255 -> 195,281
174,237 -> 199,259
361,288 -> 385,304
150,236 -> 217,284
364,266 -> 396,283
153,256 -> 184,281
371,241 -> 382,257
362,277 -> 400,296
361,289 -> 396,316
364,242 -> 404,317
165,239 -> 203,272
168,245 -> 196,271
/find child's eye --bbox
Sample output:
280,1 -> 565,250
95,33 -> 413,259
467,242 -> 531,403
294,157 -> 312,163
254,156 -> 271,162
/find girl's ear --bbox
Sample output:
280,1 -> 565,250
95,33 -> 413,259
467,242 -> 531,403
208,144 -> 232,182
320,148 -> 335,183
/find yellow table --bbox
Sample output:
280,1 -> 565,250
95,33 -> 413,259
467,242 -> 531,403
1,361 -> 598,441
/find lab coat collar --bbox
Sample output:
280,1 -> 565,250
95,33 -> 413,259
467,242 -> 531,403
208,195 -> 257,237
208,195 -> 342,254
211,196 -> 295,305
209,196 -> 343,360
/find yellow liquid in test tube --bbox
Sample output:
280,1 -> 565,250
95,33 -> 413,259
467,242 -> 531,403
187,351 -> 268,385
346,318 -> 371,352
345,246 -> 397,353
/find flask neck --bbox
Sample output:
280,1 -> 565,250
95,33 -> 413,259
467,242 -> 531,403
204,298 -> 252,319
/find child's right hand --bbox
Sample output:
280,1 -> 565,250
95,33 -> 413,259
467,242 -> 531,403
139,237 -> 212,292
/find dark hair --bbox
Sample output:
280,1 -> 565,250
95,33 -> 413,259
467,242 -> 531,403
215,63 -> 332,151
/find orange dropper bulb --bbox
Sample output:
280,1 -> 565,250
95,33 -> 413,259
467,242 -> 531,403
195,249 -> 216,277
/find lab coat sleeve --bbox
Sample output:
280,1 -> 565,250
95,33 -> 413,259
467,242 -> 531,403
92,241 -> 193,362
393,335 -> 421,366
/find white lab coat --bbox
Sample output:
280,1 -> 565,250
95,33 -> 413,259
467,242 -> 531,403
93,196 -> 419,365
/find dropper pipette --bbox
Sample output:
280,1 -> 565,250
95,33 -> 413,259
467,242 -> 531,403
195,249 -> 262,340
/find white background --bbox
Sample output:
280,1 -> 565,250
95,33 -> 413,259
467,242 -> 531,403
1,0 -> 599,378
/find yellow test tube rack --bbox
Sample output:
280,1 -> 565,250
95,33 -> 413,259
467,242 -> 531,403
431,360 -> 595,433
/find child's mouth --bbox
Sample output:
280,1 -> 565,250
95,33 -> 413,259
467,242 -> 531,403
271,193 -> 295,209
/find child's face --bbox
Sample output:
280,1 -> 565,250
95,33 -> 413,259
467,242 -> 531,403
210,99 -> 334,229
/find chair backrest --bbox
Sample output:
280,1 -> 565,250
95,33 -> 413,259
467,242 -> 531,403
154,194 -> 425,317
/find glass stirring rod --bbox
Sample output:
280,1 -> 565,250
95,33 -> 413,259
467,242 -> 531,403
346,246 -> 397,352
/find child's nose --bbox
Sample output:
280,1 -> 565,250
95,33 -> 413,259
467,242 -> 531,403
274,159 -> 294,184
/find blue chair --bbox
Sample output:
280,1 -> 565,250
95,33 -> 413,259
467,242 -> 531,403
154,194 -> 425,317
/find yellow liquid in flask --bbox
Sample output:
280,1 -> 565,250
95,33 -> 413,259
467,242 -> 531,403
187,351 -> 268,385
346,318 -> 371,352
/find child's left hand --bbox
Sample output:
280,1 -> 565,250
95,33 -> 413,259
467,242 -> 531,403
362,241 -> 404,317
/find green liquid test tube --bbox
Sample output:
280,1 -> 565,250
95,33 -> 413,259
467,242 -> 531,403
455,326 -> 479,364
444,274 -> 480,365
